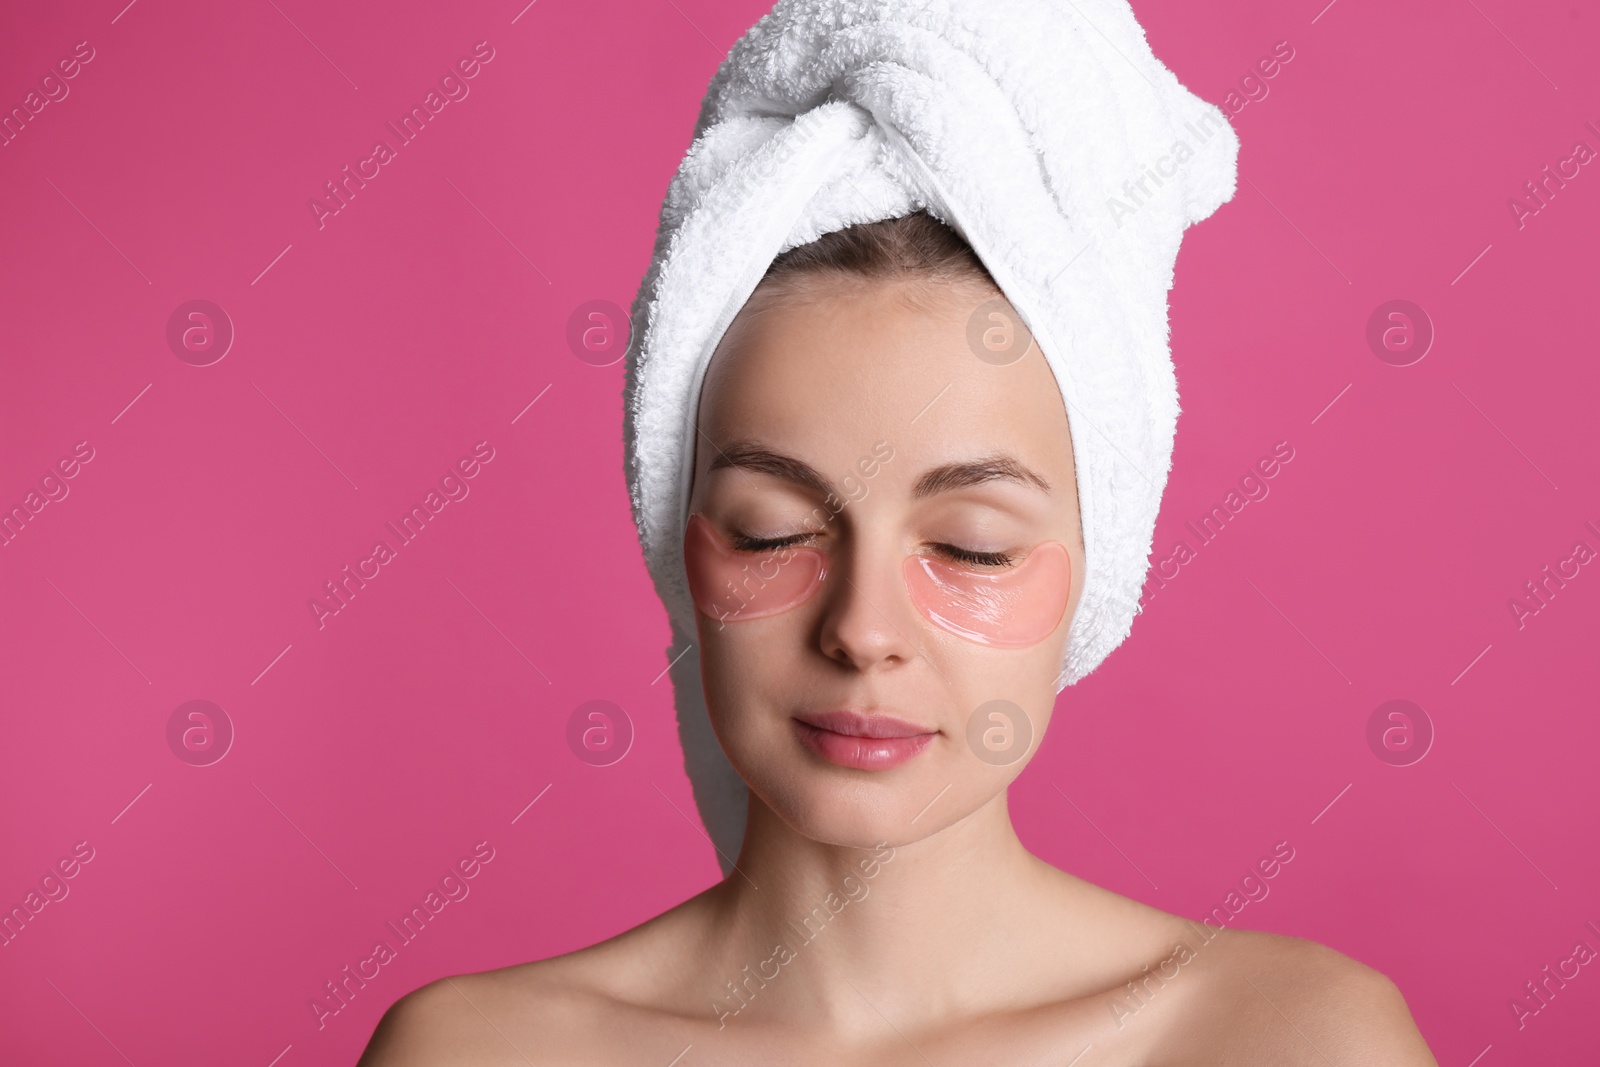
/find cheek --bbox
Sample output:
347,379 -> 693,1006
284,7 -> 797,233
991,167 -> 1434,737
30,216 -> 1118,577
683,513 -> 827,622
902,541 -> 1072,648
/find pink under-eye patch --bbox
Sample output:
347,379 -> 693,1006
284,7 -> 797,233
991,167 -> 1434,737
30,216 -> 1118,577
683,512 -> 828,624
902,541 -> 1073,648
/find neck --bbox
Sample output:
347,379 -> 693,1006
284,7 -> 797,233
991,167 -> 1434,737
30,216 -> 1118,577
700,787 -> 1065,1037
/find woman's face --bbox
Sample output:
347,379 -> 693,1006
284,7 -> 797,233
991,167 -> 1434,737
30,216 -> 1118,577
686,275 -> 1084,848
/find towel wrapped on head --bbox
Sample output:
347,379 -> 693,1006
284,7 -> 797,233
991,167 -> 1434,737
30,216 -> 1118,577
622,0 -> 1240,866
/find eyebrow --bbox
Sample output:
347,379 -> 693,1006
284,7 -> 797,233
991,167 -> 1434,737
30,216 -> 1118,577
706,441 -> 1052,500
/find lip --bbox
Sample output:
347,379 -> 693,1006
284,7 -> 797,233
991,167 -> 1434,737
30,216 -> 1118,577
792,709 -> 938,770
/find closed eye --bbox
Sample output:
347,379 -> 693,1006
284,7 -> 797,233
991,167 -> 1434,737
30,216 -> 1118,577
731,532 -> 1016,569
933,544 -> 1017,568
729,532 -> 814,553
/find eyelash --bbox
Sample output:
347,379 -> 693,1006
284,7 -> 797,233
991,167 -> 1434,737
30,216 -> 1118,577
939,544 -> 1017,568
730,532 -> 1017,569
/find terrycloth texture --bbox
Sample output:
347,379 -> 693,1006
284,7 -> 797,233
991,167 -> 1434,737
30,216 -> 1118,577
623,0 -> 1239,870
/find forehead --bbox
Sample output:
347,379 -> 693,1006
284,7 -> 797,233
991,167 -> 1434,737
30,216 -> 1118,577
694,278 -> 1075,484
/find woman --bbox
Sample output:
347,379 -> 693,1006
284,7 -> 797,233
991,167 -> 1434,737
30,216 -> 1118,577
359,213 -> 1435,1064
362,1 -> 1437,1062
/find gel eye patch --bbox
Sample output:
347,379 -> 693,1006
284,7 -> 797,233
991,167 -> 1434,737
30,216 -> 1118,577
686,513 -> 1071,647
902,541 -> 1072,648
684,512 -> 828,622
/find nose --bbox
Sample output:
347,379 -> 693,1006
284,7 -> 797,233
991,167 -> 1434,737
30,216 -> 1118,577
816,529 -> 922,673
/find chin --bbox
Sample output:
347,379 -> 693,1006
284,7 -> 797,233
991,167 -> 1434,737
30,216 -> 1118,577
720,720 -> 1022,849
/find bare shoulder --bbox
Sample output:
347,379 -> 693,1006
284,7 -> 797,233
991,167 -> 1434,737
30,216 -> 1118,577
1162,926 -> 1437,1066
355,972 -> 504,1067
354,892 -> 716,1067
355,956 -> 608,1067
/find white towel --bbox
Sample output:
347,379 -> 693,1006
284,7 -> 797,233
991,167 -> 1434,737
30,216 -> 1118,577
622,0 -> 1239,866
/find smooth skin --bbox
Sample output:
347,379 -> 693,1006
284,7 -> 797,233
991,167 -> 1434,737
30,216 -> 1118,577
358,276 -> 1437,1066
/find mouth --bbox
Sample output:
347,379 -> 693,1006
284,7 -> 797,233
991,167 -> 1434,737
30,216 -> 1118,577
792,709 -> 938,771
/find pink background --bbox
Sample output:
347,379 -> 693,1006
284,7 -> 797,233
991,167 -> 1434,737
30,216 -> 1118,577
2,0 -> 1596,1063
